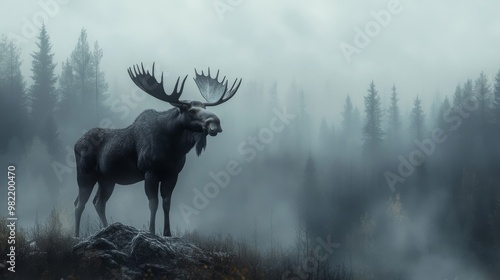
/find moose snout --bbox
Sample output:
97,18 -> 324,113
205,119 -> 222,136
208,124 -> 222,136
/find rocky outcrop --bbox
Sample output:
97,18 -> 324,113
72,223 -> 214,280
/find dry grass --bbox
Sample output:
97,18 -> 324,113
0,210 -> 352,280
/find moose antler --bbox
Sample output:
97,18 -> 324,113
193,68 -> 242,107
128,63 -> 188,105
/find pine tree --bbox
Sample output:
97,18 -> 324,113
352,106 -> 362,140
30,24 -> 57,119
30,24 -> 58,155
0,37 -> 8,116
387,84 -> 401,139
494,69 -> 500,124
0,35 -> 6,86
6,40 -> 27,119
90,41 -> 108,121
437,96 -> 451,130
459,79 -> 475,140
71,28 -> 92,108
452,84 -> 463,109
462,79 -> 473,102
363,81 -> 384,147
473,71 -> 491,136
410,95 -> 425,139
342,95 -> 354,137
0,36 -> 28,149
428,98 -> 440,129
0,38 -> 26,115
296,88 -> 311,151
57,58 -> 76,121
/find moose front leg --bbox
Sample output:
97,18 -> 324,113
160,175 -> 178,236
144,174 -> 160,234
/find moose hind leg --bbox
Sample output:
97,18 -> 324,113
93,181 -> 115,228
75,175 -> 97,237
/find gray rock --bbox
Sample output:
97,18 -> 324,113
72,223 -> 214,279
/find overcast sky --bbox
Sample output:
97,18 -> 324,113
2,0 -> 500,119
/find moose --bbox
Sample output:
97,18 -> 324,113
74,63 -> 241,237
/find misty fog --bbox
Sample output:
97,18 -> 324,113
1,0 -> 500,279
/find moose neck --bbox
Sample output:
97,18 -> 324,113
159,108 -> 207,156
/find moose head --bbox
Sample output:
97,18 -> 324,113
128,63 -> 241,137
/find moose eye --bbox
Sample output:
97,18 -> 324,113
188,109 -> 196,116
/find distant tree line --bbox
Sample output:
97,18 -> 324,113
0,25 -> 108,156
236,69 -> 500,277
286,70 -> 500,277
